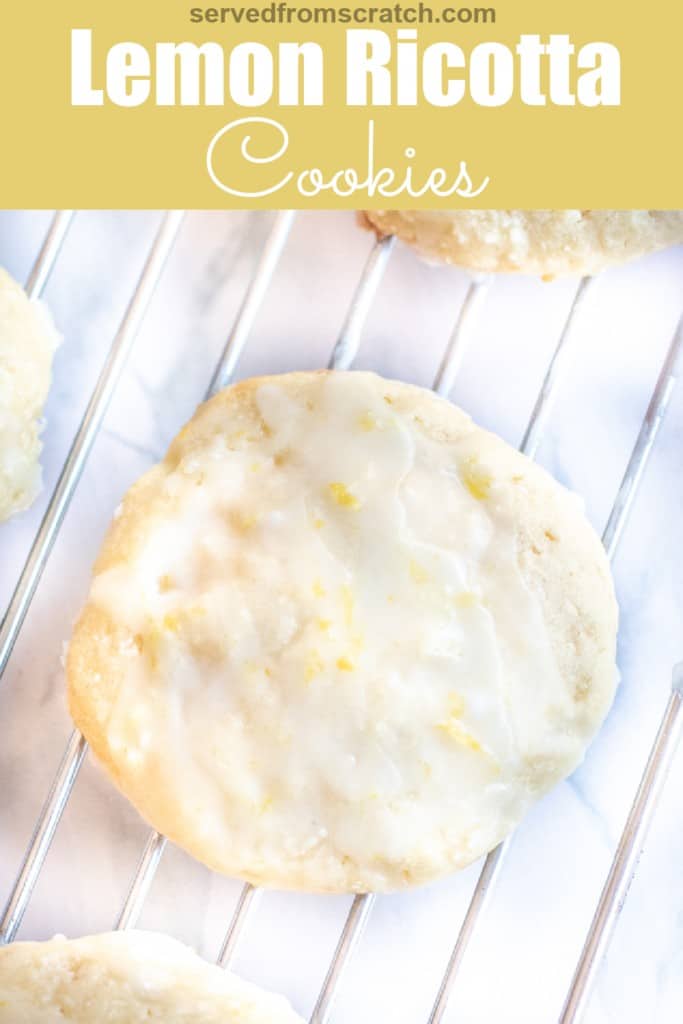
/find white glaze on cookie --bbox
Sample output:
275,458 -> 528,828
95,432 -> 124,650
68,371 -> 618,891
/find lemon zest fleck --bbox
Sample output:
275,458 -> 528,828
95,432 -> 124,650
436,718 -> 482,752
447,692 -> 466,717
410,560 -> 429,584
358,410 -> 378,432
305,651 -> 325,682
340,585 -> 354,627
328,482 -> 360,510
230,509 -> 258,532
462,457 -> 492,501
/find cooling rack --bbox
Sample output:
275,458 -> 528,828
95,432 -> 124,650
0,210 -> 682,1023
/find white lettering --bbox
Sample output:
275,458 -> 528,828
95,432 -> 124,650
156,43 -> 225,106
469,42 -> 514,107
346,30 -> 392,106
106,42 -> 150,108
206,117 -> 490,199
577,42 -> 621,106
423,42 -> 466,107
71,29 -> 103,106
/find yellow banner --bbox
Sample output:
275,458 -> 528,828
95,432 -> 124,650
0,0 -> 680,208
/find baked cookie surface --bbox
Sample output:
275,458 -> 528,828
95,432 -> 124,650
0,931 -> 302,1023
0,267 -> 60,522
67,371 -> 618,892
363,210 -> 683,276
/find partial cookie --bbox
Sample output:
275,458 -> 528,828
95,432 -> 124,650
363,210 -> 683,276
67,371 -> 618,892
0,267 -> 60,522
0,930 -> 303,1023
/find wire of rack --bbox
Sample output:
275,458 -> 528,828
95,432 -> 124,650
1,211 -> 681,1024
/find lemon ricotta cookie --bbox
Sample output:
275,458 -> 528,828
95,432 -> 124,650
0,930 -> 303,1023
0,266 -> 60,522
67,371 -> 618,892
363,210 -> 683,276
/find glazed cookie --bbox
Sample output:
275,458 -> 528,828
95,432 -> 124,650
0,931 -> 303,1023
0,267 -> 60,522
363,210 -> 683,276
67,371 -> 618,892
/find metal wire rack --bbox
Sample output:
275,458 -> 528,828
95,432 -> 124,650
1,210 -> 682,1023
